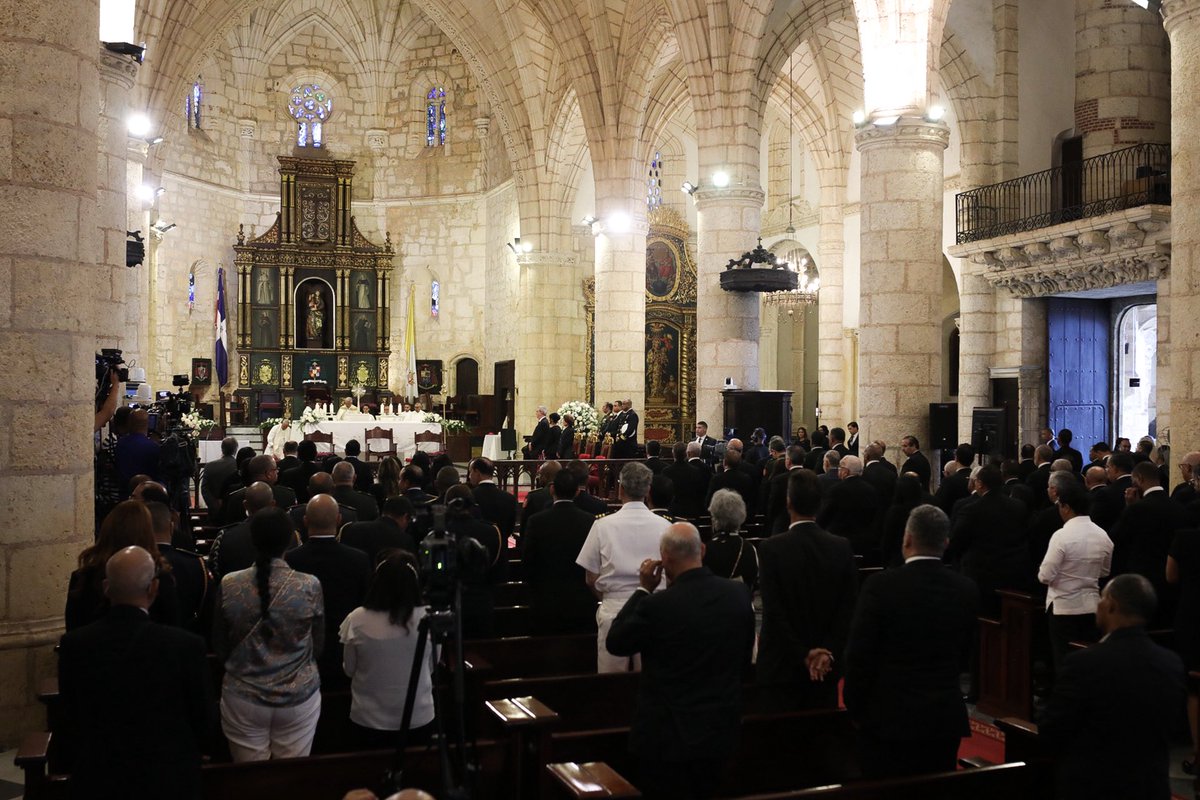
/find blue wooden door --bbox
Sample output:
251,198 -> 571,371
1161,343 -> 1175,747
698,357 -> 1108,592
1047,298 -> 1109,447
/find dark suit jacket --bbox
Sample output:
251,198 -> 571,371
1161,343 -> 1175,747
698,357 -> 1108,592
1016,458 -> 1036,482
473,481 -> 518,543
606,567 -> 755,761
803,446 -> 827,473
574,492 -> 609,516
766,467 -> 803,533
280,461 -> 323,502
331,485 -> 379,521
1054,444 -> 1084,474
1023,463 -> 1053,510
344,456 -> 374,493
935,466 -> 972,513
900,451 -> 932,492
522,501 -> 597,634
558,425 -> 576,459
285,537 -> 371,687
757,521 -> 858,703
1002,479 -> 1036,516
215,483 -> 297,526
526,417 -> 553,457
644,456 -> 667,475
663,460 -> 708,518
519,487 -> 554,534
58,605 -> 211,799
844,559 -> 977,741
816,476 -> 883,563
1040,626 -> 1185,800
201,455 -> 238,511
862,461 -> 897,504
338,516 -> 416,566
545,426 -> 562,459
276,455 -> 300,473
705,466 -> 755,518
159,543 -> 211,635
209,520 -> 256,579
1092,474 -> 1133,533
288,502 -> 358,543
1111,489 -> 1187,623
945,490 -> 1030,613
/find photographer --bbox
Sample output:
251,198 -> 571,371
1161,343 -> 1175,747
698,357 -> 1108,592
440,485 -> 502,639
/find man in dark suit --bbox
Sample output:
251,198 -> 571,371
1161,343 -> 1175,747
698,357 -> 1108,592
545,412 -> 563,459
934,443 -> 975,514
845,421 -> 860,457
766,445 -> 808,533
861,443 -> 897,504
276,440 -> 300,473
289,472 -> 359,541
523,405 -> 553,459
1111,461 -> 1189,626
606,522 -> 755,798
216,454 -> 297,525
817,451 -> 842,488
829,427 -> 849,457
1000,458 -> 1036,515
1093,451 -> 1134,533
280,439 -> 323,502
1085,441 -> 1112,475
286,493 -> 371,689
643,439 -> 667,474
817,455 -> 884,565
664,442 -> 709,518
520,460 -> 561,533
339,495 -> 416,566
691,421 -> 718,466
564,459 -> 610,516
1016,443 -> 1037,482
844,504 -> 978,779
725,437 -> 762,494
470,457 -> 516,574
200,436 -> 239,512
945,465 -> 1030,616
1054,428 -> 1084,474
1039,574 -> 1185,800
1172,451 -> 1200,506
147,501 -> 211,635
803,430 -> 828,473
342,439 -> 374,493
58,546 -> 211,799
612,398 -> 639,458
1023,444 -> 1055,511
899,435 -> 931,492
704,450 -> 755,517
331,460 -> 379,521
758,469 -> 858,709
523,470 -> 598,634
209,482 -> 281,579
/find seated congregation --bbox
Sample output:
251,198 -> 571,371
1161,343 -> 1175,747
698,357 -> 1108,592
29,423 -> 1199,800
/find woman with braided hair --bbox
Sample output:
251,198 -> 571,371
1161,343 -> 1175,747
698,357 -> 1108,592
213,508 -> 324,761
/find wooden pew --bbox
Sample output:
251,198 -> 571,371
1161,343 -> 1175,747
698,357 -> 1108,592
976,589 -> 1040,719
545,761 -> 1033,800
460,634 -> 598,680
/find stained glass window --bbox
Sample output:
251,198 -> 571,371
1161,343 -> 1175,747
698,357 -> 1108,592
184,80 -> 202,129
288,84 -> 332,148
647,151 -> 663,209
426,87 -> 446,147
431,281 -> 440,318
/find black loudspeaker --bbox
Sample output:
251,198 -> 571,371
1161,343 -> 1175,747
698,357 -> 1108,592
499,429 -> 517,452
971,407 -> 1007,460
929,403 -> 958,450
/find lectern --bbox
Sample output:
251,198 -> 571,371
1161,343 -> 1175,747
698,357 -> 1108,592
721,390 -> 793,442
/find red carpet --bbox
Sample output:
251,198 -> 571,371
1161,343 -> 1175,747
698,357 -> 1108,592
958,718 -> 1005,765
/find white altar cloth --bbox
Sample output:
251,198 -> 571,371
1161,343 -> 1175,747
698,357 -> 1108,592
273,420 -> 442,461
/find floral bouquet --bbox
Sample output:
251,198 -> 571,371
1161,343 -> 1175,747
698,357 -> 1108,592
558,400 -> 599,434
299,405 -> 322,426
180,410 -> 216,436
259,416 -> 283,431
422,412 -> 469,434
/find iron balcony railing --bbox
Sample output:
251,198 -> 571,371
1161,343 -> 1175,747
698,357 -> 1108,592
955,143 -> 1170,244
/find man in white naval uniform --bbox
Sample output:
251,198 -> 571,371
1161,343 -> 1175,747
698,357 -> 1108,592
576,462 -> 670,672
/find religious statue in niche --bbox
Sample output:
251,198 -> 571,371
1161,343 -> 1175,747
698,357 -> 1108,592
255,268 -> 274,304
355,275 -> 372,308
646,322 -> 679,403
295,279 -> 334,349
256,311 -> 277,348
353,315 -> 374,351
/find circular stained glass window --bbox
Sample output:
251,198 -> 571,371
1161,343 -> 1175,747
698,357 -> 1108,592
288,84 -> 332,123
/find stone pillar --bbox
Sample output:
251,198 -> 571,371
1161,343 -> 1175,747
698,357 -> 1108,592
98,51 -> 138,348
592,210 -> 647,412
1163,0 -> 1200,482
0,0 -> 104,743
854,118 -> 949,452
693,185 -> 765,432
1076,0 -> 1170,160
957,265 -> 994,437
816,208 -> 848,427
516,250 -> 586,424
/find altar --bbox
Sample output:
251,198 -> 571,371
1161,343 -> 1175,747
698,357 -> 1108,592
266,420 -> 442,461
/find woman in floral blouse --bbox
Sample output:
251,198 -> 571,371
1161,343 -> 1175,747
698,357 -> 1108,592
213,508 -> 324,761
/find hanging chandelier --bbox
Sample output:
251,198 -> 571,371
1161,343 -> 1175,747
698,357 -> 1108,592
763,255 -> 820,308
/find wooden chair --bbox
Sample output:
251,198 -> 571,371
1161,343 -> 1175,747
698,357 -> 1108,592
257,389 -> 282,422
414,428 -> 445,458
305,430 -> 334,454
221,393 -> 247,427
364,426 -> 397,461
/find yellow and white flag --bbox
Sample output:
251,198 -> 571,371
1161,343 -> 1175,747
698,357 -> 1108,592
403,284 -> 418,396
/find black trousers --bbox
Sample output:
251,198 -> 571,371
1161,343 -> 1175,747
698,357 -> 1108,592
1047,608 -> 1098,676
857,732 -> 961,780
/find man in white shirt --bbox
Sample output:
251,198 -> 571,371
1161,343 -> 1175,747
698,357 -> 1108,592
1038,483 -> 1113,674
576,462 -> 670,672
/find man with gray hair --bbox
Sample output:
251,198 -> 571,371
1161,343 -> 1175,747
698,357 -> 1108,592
607,523 -> 754,796
523,404 -> 553,459
201,436 -> 239,511
331,460 -> 379,521
819,450 -> 842,487
817,454 -> 885,564
58,546 -> 211,796
577,462 -> 671,671
844,505 -> 978,778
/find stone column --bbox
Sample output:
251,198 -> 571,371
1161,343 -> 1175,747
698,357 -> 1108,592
854,118 -> 949,451
592,208 -> 647,412
957,265 -> 994,437
693,185 -> 765,432
1076,0 -> 1170,160
816,206 -> 848,427
1163,0 -> 1200,482
516,250 -> 586,424
98,51 -> 138,348
0,0 -> 104,742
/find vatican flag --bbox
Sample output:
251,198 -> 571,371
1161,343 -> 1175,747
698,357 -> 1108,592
403,284 -> 418,397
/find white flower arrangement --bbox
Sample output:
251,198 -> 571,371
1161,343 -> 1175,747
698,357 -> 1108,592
259,416 -> 283,431
558,400 -> 599,434
299,406 -> 322,425
181,410 -> 216,433
422,412 -> 468,434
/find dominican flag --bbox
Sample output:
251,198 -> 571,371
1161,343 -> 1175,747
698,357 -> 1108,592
215,267 -> 229,387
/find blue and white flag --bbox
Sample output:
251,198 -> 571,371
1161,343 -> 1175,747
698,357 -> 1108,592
215,267 -> 229,387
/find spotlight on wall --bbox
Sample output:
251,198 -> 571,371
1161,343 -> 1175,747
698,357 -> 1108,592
606,211 -> 632,234
152,220 -> 176,234
127,113 -> 153,138
146,135 -> 165,146
580,215 -> 597,226
680,181 -> 697,195
851,109 -> 867,127
924,105 -> 946,122
155,186 -> 167,197
136,184 -> 158,204
712,171 -> 730,188
506,237 -> 532,254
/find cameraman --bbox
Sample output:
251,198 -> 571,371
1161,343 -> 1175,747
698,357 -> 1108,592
440,485 -> 502,639
94,367 -> 122,433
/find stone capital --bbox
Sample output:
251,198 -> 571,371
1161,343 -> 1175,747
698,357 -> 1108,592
854,117 -> 950,153
692,185 -> 766,211
1162,0 -> 1200,34
98,47 -> 138,90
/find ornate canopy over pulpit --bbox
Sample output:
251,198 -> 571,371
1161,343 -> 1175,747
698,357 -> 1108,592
233,156 -> 394,420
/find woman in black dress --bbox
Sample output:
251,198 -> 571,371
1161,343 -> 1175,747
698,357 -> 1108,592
703,489 -> 758,593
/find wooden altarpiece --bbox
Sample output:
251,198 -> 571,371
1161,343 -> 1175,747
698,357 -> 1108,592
232,156 -> 394,420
